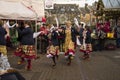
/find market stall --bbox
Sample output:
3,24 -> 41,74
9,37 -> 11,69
102,0 -> 120,50
0,0 -> 45,53
92,0 -> 120,50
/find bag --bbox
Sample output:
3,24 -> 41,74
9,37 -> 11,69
91,33 -> 98,39
107,32 -> 114,38
76,37 -> 81,46
0,72 -> 25,80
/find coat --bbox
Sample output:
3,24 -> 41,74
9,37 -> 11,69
51,30 -> 59,46
17,27 -> 34,45
79,29 -> 91,44
64,27 -> 78,43
0,72 -> 25,80
0,26 -> 7,45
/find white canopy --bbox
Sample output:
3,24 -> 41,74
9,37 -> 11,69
0,1 -> 37,20
22,0 -> 45,21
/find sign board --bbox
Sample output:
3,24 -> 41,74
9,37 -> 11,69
45,0 -> 54,9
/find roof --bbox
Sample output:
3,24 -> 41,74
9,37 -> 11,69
0,0 -> 45,20
103,0 -> 120,9
0,1 -> 37,20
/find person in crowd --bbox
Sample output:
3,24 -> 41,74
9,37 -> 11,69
14,21 -> 36,70
103,20 -> 110,33
79,26 -> 92,60
114,18 -> 120,48
0,19 -> 11,73
39,23 -> 49,54
2,20 -> 12,48
97,27 -> 106,51
64,21 -> 78,65
0,20 -> 26,80
91,27 -> 98,51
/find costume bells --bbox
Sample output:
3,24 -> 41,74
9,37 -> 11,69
46,45 -> 59,66
14,45 -> 36,70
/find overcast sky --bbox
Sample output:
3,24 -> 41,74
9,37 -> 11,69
53,0 -> 98,7
86,0 -> 98,5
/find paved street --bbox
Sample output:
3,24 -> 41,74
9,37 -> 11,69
8,48 -> 120,80
1,0 -> 120,80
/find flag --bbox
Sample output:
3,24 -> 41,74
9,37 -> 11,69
33,32 -> 41,38
6,21 -> 16,28
55,17 -> 59,27
74,17 -> 79,27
